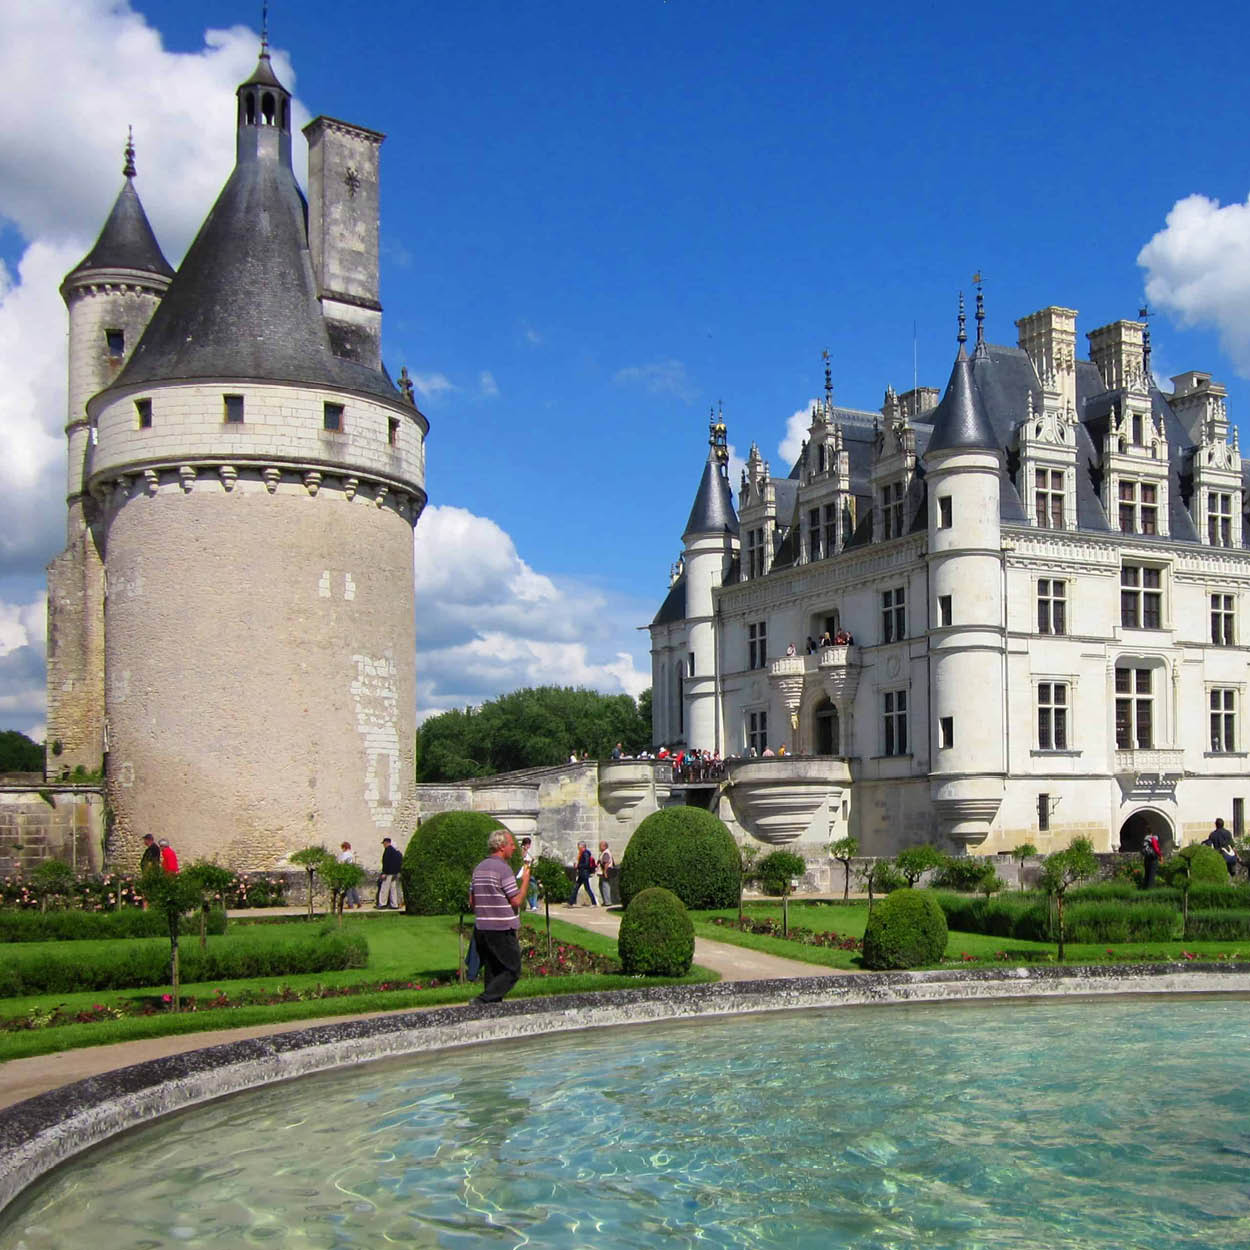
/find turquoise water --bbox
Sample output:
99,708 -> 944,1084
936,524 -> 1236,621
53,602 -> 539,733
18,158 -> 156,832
4,998 -> 1250,1248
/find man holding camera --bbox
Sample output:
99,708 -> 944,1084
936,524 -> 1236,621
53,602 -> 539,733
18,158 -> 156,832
469,829 -> 532,1003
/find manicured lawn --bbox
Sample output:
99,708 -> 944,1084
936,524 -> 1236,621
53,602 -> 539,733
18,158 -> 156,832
691,900 -> 1250,970
0,913 -> 716,1062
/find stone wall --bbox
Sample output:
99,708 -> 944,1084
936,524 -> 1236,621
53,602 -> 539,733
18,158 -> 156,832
0,784 -> 105,877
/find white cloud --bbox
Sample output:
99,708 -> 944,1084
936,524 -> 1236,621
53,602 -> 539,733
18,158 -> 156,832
478,369 -> 500,398
413,505 -> 649,719
613,358 -> 697,403
778,397 -> 819,468
409,371 -> 456,400
0,592 -> 47,738
1138,192 -> 1250,375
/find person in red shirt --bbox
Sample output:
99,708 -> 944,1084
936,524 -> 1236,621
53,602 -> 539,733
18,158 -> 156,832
158,839 -> 179,873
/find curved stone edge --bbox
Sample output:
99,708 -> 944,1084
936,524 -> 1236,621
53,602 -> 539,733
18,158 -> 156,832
4,964 -> 1250,1213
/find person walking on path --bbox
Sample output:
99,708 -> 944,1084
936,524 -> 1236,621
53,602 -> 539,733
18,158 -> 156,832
377,837 -> 403,909
158,839 -> 179,873
338,842 -> 362,908
139,834 -> 160,875
567,841 -> 598,906
1142,830 -> 1162,888
1204,818 -> 1238,877
597,841 -> 615,906
520,836 -> 539,911
468,829 -> 531,1003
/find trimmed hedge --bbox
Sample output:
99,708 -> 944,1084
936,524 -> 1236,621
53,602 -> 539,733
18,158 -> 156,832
0,908 -> 227,944
0,930 -> 368,996
401,811 -> 508,915
1176,844 -> 1234,885
1184,909 -> 1250,940
618,807 -> 740,910
1063,902 -> 1178,943
936,893 -> 1180,943
862,889 -> 947,970
618,887 -> 695,976
935,893 -> 1050,941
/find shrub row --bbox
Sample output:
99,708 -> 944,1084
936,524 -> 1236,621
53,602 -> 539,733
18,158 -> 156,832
935,893 -> 1181,943
1068,883 -> 1250,909
0,908 -> 228,944
0,930 -> 368,996
1183,910 -> 1250,941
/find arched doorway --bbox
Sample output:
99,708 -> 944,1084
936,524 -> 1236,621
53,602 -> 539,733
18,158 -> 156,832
1118,808 -> 1174,853
814,700 -> 840,756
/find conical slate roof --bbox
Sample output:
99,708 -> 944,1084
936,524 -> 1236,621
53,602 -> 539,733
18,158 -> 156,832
111,153 -> 398,402
925,343 -> 997,454
67,179 -> 174,280
683,447 -> 739,539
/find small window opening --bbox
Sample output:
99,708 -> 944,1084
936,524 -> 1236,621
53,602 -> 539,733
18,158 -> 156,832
939,716 -> 954,749
323,402 -> 344,432
938,496 -> 952,529
135,398 -> 152,429
281,99 -> 289,129
224,394 -> 245,424
105,329 -> 124,359
388,417 -> 400,446
245,92 -> 256,125
938,595 -> 952,628
1038,793 -> 1050,832
262,92 -> 276,125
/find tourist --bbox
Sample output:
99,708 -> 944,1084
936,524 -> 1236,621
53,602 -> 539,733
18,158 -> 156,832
834,628 -> 852,645
1204,818 -> 1238,877
520,836 -> 539,911
568,751 -> 578,763
338,842 -> 361,909
762,745 -> 775,757
597,840 -> 615,906
158,839 -> 179,873
785,641 -> 796,656
377,837 -> 403,908
567,840 -> 598,906
139,833 -> 160,875
468,829 -> 530,1003
805,635 -> 817,654
819,630 -> 833,647
611,742 -> 623,760
1141,829 -> 1162,888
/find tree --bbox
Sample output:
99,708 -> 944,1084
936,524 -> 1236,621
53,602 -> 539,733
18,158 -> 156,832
978,869 -> 1006,900
1039,837 -> 1098,961
0,729 -> 43,773
829,835 -> 859,900
737,842 -> 760,922
184,860 -> 234,950
290,846 -> 331,919
141,868 -> 201,1011
532,855 -> 571,959
1011,843 -> 1038,892
857,859 -> 906,914
757,850 -> 806,937
415,686 -> 652,781
895,844 -> 945,889
321,859 -> 367,927
30,859 -> 75,912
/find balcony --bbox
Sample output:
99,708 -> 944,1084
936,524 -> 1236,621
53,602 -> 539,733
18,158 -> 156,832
726,755 -> 852,845
1113,748 -> 1184,778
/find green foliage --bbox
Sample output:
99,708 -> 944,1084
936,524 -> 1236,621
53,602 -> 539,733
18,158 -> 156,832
30,859 -> 75,905
894,844 -> 945,888
933,856 -> 999,893
618,887 -> 695,976
617,807 -> 740,910
1062,902 -> 1178,943
1040,838 -> 1098,896
756,850 -> 807,896
289,846 -> 331,918
1184,910 -> 1250,940
401,811 -> 507,915
0,729 -> 43,772
532,856 -> 571,904
185,861 -> 235,903
933,893 -> 1050,941
1176,844 -> 1233,885
857,859 -> 907,898
1011,843 -> 1038,862
321,860 -> 367,921
861,888 -> 948,970
0,930 -> 369,996
0,907 -> 226,942
416,685 -> 652,781
828,835 -> 858,900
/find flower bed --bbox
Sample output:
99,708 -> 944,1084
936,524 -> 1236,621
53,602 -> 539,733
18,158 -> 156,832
709,915 -> 862,951
0,870 -> 286,912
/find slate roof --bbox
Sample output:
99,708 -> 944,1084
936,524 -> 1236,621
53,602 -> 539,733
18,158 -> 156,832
683,449 -> 739,539
927,344 -> 997,454
67,178 -> 174,280
652,574 -> 687,626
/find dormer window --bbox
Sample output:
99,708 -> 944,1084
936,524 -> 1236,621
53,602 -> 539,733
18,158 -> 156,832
1208,492 -> 1234,546
880,481 -> 905,539
1035,470 -> 1063,528
1118,481 -> 1157,535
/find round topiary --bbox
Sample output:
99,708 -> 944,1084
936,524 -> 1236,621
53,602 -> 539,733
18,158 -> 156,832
618,887 -> 695,976
861,888 -> 948,970
618,807 -> 740,910
401,811 -> 509,915
1177,843 -> 1232,885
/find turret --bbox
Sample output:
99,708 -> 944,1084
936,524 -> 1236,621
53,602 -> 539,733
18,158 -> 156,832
923,297 -> 1005,846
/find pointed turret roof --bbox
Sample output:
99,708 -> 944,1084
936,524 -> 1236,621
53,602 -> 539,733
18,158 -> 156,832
683,445 -> 739,539
66,140 -> 174,280
925,305 -> 997,455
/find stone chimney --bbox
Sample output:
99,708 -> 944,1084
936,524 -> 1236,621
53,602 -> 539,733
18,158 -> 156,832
1087,320 -> 1146,393
1170,371 -> 1228,445
304,116 -> 385,368
1016,306 -> 1078,415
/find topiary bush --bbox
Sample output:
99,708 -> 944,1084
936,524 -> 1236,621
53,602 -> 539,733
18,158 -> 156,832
1176,844 -> 1233,885
618,807 -> 740,910
861,888 -> 948,970
401,811 -> 508,915
618,887 -> 695,976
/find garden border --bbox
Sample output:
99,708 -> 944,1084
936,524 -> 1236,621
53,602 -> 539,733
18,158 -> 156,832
3,962 -> 1250,1214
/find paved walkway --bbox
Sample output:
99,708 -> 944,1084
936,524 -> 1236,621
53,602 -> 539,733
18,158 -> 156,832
0,903 -> 828,1111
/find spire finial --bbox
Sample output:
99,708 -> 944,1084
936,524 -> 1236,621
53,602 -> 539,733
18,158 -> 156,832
1139,302 -> 1152,385
957,291 -> 967,345
974,271 -> 985,343
709,402 -> 729,468
398,366 -> 415,405
822,348 -> 833,408
260,1 -> 270,56
123,126 -> 136,178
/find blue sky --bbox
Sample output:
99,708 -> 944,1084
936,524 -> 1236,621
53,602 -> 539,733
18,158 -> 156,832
2,0 -> 1249,735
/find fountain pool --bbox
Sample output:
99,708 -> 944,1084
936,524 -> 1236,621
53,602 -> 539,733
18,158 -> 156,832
3,996 -> 1249,1248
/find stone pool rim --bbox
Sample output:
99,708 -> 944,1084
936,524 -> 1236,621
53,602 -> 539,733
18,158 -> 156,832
3,962 -> 1250,1215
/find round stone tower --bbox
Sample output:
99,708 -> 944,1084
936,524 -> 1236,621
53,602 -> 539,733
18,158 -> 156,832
78,46 -> 427,868
923,311 -> 1006,847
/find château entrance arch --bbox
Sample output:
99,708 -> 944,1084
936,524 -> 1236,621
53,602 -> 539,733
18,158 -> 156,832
1118,808 -> 1175,854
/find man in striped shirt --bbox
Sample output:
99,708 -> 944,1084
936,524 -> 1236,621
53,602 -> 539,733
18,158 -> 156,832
469,829 -> 531,1003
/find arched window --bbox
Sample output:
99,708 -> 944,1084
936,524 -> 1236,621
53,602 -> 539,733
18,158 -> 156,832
262,92 -> 276,125
814,701 -> 840,755
245,92 -> 256,125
